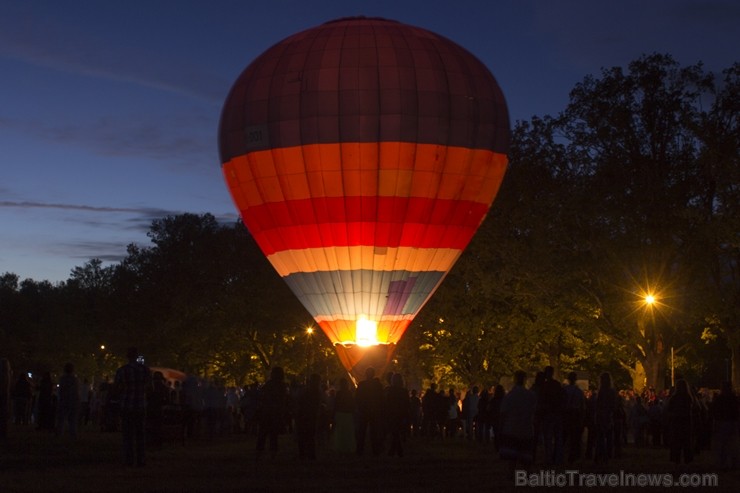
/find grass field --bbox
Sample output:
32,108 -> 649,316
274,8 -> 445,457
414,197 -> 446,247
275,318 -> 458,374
1,424 -> 737,492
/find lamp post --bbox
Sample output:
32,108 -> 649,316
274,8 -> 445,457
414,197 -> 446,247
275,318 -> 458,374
305,326 -> 314,383
643,293 -> 674,388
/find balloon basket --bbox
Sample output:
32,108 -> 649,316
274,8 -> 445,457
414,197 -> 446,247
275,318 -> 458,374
333,343 -> 397,386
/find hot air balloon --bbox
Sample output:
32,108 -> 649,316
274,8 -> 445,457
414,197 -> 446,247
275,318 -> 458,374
219,17 -> 509,382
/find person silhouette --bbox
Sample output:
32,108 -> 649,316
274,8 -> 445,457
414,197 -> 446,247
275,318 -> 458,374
385,373 -> 409,457
331,377 -> 356,452
355,367 -> 384,456
499,370 -> 537,474
0,358 -> 10,439
296,373 -> 323,460
114,347 -> 151,466
56,362 -> 80,438
255,366 -> 289,460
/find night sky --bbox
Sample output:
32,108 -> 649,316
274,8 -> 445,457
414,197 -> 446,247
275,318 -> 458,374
1,0 -> 738,283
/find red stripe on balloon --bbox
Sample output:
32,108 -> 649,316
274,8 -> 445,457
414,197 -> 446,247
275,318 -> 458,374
249,220 -> 480,256
243,196 -> 488,233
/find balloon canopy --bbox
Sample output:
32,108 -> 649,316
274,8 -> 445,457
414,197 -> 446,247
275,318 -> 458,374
219,17 -> 509,382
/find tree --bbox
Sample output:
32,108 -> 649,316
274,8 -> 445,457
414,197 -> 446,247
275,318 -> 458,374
690,63 -> 740,386
109,214 -> 317,383
557,54 -> 730,390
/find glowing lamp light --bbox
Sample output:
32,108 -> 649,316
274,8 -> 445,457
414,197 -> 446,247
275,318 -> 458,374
356,316 -> 379,347
645,295 -> 655,305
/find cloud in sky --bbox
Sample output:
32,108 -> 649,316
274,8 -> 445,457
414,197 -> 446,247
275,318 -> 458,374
0,4 -> 228,176
0,110 -> 218,173
0,199 -> 172,215
0,197 -> 239,281
0,7 -> 228,104
0,199 -> 235,224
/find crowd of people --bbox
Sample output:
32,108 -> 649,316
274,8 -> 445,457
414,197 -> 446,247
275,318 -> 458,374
246,364 -> 739,472
494,367 -> 740,473
7,364 -> 94,438
3,359 -> 739,472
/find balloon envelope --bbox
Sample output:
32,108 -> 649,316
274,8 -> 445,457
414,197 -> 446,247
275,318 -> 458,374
219,17 -> 509,380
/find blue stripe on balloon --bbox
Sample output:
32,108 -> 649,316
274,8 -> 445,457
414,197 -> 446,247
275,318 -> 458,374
282,269 -> 445,318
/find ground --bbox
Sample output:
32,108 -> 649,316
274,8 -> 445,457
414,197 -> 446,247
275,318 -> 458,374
1,425 -> 737,492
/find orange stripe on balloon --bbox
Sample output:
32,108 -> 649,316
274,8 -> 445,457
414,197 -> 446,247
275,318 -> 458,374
267,246 -> 461,277
318,318 -> 412,346
221,142 -> 507,205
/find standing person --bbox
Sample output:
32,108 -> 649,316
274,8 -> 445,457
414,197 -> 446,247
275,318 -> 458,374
476,387 -> 491,443
36,372 -> 55,431
710,381 -> 739,470
331,377 -> 356,453
563,371 -> 585,463
295,373 -> 323,460
56,363 -> 80,438
583,388 -> 596,458
355,366 -> 384,456
240,382 -> 260,436
593,372 -> 619,464
421,383 -> 438,437
488,385 -> 506,450
385,373 -> 410,457
445,387 -> 461,438
12,373 -> 33,425
181,376 -> 203,441
146,371 -> 170,449
647,397 -> 663,447
225,386 -> 240,433
255,366 -> 289,460
78,378 -> 92,426
499,370 -> 537,474
628,395 -> 649,446
114,347 -> 151,467
540,366 -> 565,464
664,379 -> 696,465
612,392 -> 627,458
408,389 -> 422,437
461,386 -> 479,441
0,358 -> 10,439
529,371 -> 545,462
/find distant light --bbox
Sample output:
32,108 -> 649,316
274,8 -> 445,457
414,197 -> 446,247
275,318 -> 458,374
306,326 -> 314,335
100,345 -> 106,350
645,295 -> 655,305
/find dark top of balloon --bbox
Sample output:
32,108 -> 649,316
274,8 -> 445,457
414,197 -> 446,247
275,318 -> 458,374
323,16 -> 398,25
219,17 -> 510,163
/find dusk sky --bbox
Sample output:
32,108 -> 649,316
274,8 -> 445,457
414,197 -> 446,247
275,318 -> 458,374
1,0 -> 738,284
